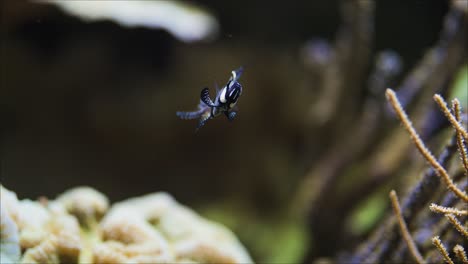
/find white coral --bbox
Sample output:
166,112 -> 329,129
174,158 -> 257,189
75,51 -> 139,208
49,186 -> 109,224
0,185 -> 253,264
97,192 -> 253,263
1,185 -> 82,263
37,1 -> 219,43
0,197 -> 21,264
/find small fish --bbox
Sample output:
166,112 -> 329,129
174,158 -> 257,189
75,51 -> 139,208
177,67 -> 244,130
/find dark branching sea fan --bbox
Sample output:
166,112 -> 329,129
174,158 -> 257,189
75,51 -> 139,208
294,0 -> 467,263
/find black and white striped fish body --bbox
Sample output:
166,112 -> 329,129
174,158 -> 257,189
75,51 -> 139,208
177,67 -> 244,130
204,67 -> 243,114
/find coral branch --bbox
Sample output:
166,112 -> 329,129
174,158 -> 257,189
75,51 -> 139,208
432,236 -> 454,264
445,214 -> 468,238
434,94 -> 468,140
350,135 -> 459,263
452,99 -> 468,175
453,245 -> 468,264
389,190 -> 425,264
386,88 -> 468,202
429,203 -> 468,216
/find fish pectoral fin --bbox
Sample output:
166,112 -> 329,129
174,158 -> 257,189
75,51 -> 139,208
196,114 -> 211,131
200,88 -> 216,107
225,111 -> 237,121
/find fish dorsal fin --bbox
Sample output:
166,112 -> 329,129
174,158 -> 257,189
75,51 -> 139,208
200,88 -> 216,107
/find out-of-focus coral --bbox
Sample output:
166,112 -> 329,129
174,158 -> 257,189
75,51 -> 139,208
0,185 -> 252,264
36,0 -> 219,42
0,192 -> 21,264
0,185 -> 85,264
96,192 -> 252,263
292,0 -> 467,262
49,186 -> 109,226
346,90 -> 467,264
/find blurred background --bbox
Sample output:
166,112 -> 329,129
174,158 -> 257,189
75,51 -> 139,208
1,0 -> 465,263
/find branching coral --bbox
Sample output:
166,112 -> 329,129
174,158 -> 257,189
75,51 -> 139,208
453,244 -> 468,264
445,214 -> 468,239
386,89 -> 468,202
430,203 -> 467,216
0,185 -> 253,263
432,236 -> 454,264
296,0 -> 467,261
344,93 -> 466,263
389,190 -> 424,264
434,94 -> 468,140
363,89 -> 467,263
452,98 -> 468,175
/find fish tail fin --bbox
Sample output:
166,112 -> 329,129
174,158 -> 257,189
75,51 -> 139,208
176,110 -> 202,120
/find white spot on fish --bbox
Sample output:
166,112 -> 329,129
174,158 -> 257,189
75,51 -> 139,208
220,87 -> 227,103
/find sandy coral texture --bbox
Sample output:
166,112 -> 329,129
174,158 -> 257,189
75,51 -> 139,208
0,184 -> 253,264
